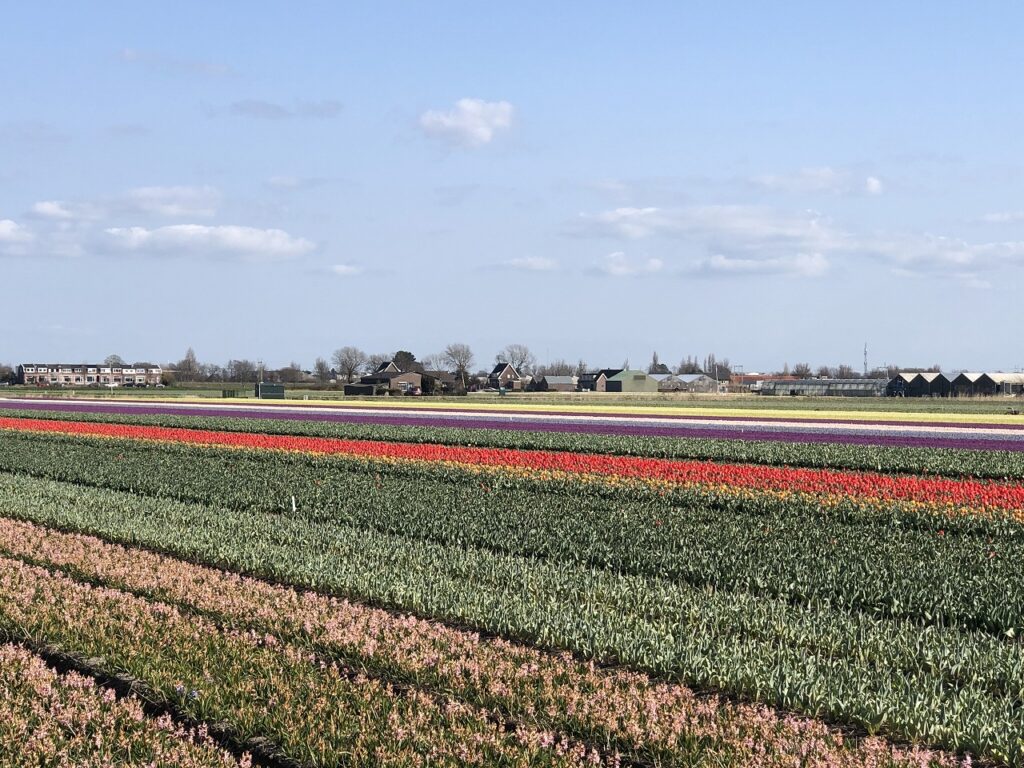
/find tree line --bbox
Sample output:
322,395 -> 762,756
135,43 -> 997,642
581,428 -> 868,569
0,348 -> 944,387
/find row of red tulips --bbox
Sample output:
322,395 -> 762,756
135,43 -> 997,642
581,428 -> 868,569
2,415 -> 1023,512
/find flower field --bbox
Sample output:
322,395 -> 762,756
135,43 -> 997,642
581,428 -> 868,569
0,400 -> 1021,765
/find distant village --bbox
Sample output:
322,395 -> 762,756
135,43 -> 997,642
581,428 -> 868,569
4,346 -> 1024,398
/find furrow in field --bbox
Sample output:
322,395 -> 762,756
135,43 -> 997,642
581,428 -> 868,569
0,470 -> 1017,763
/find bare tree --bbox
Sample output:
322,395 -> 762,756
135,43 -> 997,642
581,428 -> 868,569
648,351 -> 670,374
276,362 -> 305,383
537,359 -> 573,376
495,344 -> 535,375
421,353 -> 446,371
104,354 -> 126,367
836,364 -> 857,378
332,346 -> 367,383
703,354 -> 732,380
443,343 -> 474,389
574,359 -> 588,378
176,347 -> 200,382
365,352 -> 393,373
792,362 -> 813,378
314,357 -> 331,384
676,356 -> 702,374
226,359 -> 258,382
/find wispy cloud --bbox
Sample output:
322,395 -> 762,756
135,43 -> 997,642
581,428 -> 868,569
226,99 -> 343,120
502,256 -> 558,272
420,98 -> 513,148
329,264 -> 364,277
105,224 -> 315,261
31,201 -> 78,220
0,120 -> 70,145
119,48 -> 234,77
694,253 -> 828,278
125,186 -> 221,218
751,166 -> 884,196
589,251 -> 663,277
29,187 -> 219,222
978,211 -> 1024,224
266,175 -> 331,190
0,219 -> 34,256
575,205 -> 845,253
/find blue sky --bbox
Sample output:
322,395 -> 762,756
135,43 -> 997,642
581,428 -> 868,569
3,2 -> 1024,373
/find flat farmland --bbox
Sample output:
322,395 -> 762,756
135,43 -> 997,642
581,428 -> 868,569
0,396 -> 1021,766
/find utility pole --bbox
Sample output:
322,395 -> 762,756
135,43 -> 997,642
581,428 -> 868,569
863,343 -> 868,377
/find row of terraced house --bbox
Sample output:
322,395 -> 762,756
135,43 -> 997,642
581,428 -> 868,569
17,363 -> 163,387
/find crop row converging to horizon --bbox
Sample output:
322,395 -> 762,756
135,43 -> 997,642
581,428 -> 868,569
0,406 -> 1021,766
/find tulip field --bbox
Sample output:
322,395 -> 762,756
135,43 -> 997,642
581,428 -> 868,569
0,398 -> 1022,766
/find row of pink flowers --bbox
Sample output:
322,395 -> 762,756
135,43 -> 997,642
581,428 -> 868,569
0,642 -> 248,767
0,515 -> 969,768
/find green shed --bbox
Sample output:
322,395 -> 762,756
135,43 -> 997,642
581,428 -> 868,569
255,382 -> 285,399
605,369 -> 660,393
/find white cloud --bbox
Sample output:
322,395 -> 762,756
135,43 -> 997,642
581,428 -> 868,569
0,219 -> 33,256
503,256 -> 558,271
119,48 -> 234,77
751,166 -> 884,197
105,224 -> 314,261
226,99 -> 342,120
869,234 -> 1024,273
576,205 -> 846,254
31,201 -> 75,220
419,98 -> 513,148
126,186 -> 221,218
0,219 -> 32,243
696,253 -> 828,278
590,251 -> 663,277
29,200 -> 103,222
979,211 -> 1024,224
330,264 -> 363,277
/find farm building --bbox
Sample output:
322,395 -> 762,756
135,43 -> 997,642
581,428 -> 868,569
18,363 -> 163,387
528,375 -> 578,392
761,378 -> 888,397
653,373 -> 720,393
605,370 -> 660,393
577,369 -> 623,392
886,372 -> 954,398
353,370 -> 423,395
950,373 -> 997,397
947,372 -> 1024,396
990,373 -> 1024,395
488,363 -> 521,390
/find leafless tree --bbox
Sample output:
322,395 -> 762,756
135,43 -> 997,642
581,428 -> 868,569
444,343 -> 474,388
421,353 -> 446,371
226,359 -> 258,382
332,346 -> 367,383
676,356 -> 702,374
495,344 -> 535,375
104,354 -> 126,367
276,362 -> 305,383
537,359 -> 573,376
314,357 -> 331,384
176,348 -> 200,382
792,362 -> 813,378
365,352 -> 393,373
648,351 -> 670,374
836,364 -> 857,378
